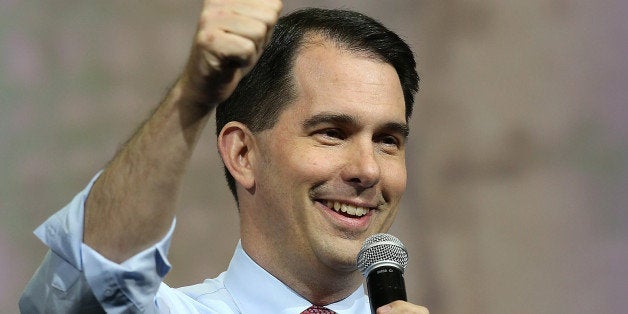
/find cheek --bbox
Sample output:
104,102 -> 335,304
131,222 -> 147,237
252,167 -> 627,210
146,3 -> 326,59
384,160 -> 407,195
380,162 -> 406,229
285,146 -> 340,182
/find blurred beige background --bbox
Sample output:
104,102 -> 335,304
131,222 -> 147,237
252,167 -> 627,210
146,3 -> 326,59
1,1 -> 626,313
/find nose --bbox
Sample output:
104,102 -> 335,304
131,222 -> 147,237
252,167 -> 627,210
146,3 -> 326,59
341,140 -> 381,189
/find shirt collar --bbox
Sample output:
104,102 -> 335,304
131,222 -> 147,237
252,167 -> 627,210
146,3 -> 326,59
223,241 -> 370,314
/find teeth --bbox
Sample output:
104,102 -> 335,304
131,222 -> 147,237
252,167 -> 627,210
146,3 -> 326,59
325,201 -> 369,217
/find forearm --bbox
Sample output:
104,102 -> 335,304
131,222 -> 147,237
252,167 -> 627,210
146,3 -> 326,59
84,78 -> 213,263
84,0 -> 281,264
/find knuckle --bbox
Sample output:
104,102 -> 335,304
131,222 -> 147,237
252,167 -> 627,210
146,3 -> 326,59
196,29 -> 217,48
252,23 -> 269,40
198,7 -> 216,25
272,0 -> 283,12
377,301 -> 429,314
241,39 -> 256,55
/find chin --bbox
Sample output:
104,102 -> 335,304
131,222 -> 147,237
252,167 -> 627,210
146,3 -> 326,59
320,237 -> 364,272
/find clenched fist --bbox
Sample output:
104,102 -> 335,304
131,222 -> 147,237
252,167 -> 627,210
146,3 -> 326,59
183,0 -> 283,104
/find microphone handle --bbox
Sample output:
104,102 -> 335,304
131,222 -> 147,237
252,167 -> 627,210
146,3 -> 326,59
366,265 -> 407,313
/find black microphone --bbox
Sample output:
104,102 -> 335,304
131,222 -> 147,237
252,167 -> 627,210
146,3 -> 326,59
356,233 -> 408,313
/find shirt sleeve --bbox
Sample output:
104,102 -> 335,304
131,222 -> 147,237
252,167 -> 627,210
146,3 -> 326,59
20,172 -> 176,314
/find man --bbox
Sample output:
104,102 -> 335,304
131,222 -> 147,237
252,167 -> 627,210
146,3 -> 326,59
21,1 -> 426,313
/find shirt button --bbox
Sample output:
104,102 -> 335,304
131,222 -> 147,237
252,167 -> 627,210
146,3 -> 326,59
104,289 -> 114,297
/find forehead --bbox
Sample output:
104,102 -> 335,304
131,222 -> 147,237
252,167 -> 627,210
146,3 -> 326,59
284,39 -> 406,124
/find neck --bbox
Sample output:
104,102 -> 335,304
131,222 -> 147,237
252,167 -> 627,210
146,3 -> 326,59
281,259 -> 364,305
240,234 -> 364,305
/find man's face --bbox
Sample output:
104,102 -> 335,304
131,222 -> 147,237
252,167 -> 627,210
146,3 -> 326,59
245,40 -> 407,276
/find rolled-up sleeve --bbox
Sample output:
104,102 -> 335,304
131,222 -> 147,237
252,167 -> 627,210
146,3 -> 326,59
20,173 -> 175,313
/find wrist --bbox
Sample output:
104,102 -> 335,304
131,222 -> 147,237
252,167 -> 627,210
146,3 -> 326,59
172,73 -> 220,112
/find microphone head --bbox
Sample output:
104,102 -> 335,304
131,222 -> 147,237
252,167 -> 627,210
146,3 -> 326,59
356,233 -> 408,277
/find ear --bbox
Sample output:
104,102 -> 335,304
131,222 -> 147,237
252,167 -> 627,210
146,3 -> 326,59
217,121 -> 256,191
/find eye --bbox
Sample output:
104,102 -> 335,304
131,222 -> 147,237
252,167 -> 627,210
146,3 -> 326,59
381,135 -> 399,146
375,133 -> 404,152
320,129 -> 344,139
319,128 -> 345,139
311,128 -> 346,145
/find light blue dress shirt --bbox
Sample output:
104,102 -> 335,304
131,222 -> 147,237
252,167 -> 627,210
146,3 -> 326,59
19,174 -> 371,313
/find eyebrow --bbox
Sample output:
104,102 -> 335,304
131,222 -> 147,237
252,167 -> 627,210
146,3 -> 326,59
383,121 -> 410,139
302,112 -> 410,138
302,112 -> 357,129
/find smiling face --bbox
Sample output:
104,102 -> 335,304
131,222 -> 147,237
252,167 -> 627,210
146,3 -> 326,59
237,38 -> 407,297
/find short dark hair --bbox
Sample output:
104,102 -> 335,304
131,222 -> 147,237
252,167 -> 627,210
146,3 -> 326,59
216,8 -> 420,203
